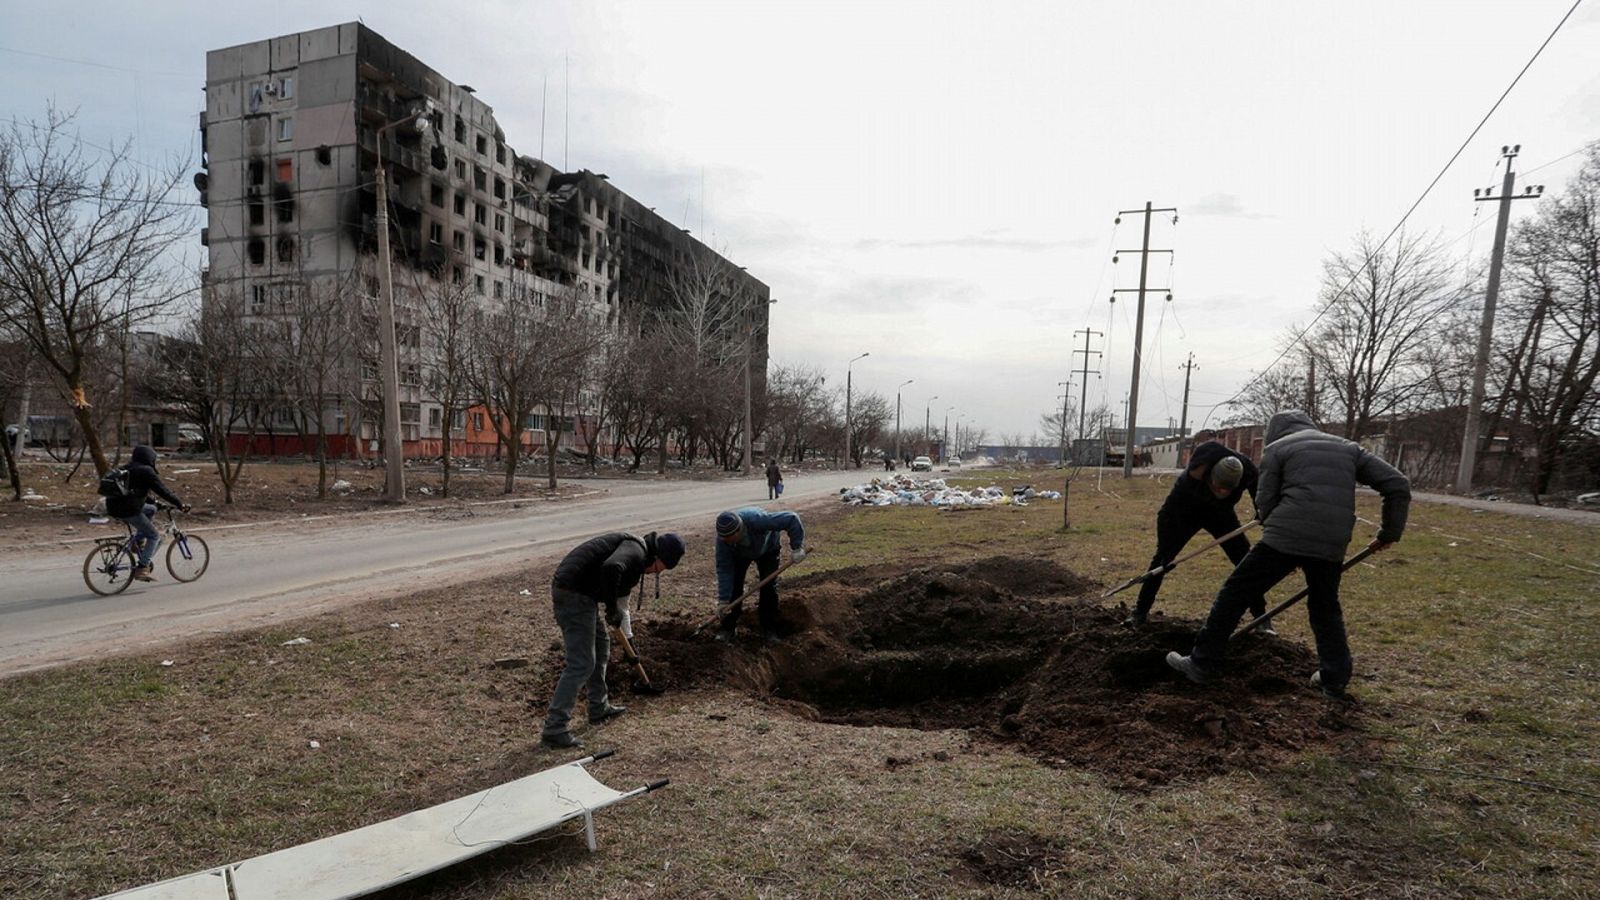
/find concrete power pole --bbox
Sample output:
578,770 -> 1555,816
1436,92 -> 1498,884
1305,347 -> 1316,419
1057,380 -> 1071,466
374,163 -> 407,503
1071,328 -> 1103,445
1456,144 -> 1544,495
1178,353 -> 1196,438
1113,202 -> 1177,477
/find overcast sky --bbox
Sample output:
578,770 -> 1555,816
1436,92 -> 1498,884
5,1 -> 1598,439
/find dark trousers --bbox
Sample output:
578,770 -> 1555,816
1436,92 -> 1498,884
1190,542 -> 1352,689
768,483 -> 779,500
542,588 -> 611,737
720,550 -> 781,634
1135,505 -> 1260,617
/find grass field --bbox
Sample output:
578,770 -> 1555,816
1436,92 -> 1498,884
2,470 -> 1597,898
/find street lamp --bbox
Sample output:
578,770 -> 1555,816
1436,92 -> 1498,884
844,352 -> 869,468
894,379 -> 914,466
943,405 -> 955,465
955,413 -> 965,463
374,98 -> 434,503
741,292 -> 775,477
924,395 -> 939,455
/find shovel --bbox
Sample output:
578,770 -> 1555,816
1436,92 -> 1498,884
1102,519 -> 1259,599
610,626 -> 664,695
1230,541 -> 1383,640
693,554 -> 806,636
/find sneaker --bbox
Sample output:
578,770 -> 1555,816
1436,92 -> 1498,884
540,731 -> 583,750
1165,651 -> 1210,684
1121,610 -> 1148,628
1256,620 -> 1278,637
1310,671 -> 1347,700
131,566 -> 156,583
589,704 -> 627,724
714,628 -> 736,644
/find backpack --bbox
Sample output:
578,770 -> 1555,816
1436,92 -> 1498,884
98,467 -> 132,499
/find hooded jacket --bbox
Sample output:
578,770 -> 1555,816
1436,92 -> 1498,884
108,445 -> 184,519
551,531 -> 664,613
1255,411 -> 1410,561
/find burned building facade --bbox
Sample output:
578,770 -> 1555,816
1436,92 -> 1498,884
201,22 -> 769,457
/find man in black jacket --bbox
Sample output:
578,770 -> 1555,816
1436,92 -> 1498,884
541,530 -> 686,750
108,445 -> 187,582
1167,411 -> 1410,699
1125,441 -> 1267,630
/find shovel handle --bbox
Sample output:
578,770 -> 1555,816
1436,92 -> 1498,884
695,551 -> 810,634
1230,542 -> 1381,640
1102,519 -> 1258,599
610,627 -> 654,687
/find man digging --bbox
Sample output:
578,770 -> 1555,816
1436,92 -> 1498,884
541,530 -> 686,750
1124,442 -> 1269,632
714,508 -> 806,645
1166,411 -> 1410,700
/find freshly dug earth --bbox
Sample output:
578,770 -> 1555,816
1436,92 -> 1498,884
589,556 -> 1361,787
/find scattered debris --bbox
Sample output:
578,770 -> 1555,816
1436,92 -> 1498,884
388,622 -> 401,629
419,486 -> 432,495
308,740 -> 321,749
1578,492 -> 1600,505
21,491 -> 45,501
161,660 -> 174,667
171,469 -> 200,475
331,480 -> 353,492
838,475 -> 1062,508
518,588 -> 533,596
491,657 -> 530,669
88,516 -> 109,525
280,637 -> 312,646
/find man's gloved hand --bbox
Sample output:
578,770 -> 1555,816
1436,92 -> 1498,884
605,604 -> 623,629
791,547 -> 808,565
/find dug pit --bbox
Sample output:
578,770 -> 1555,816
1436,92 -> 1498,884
613,556 -> 1363,787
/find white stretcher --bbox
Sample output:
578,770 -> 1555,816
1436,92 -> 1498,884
100,751 -> 667,900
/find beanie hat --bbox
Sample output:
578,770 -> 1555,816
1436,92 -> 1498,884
1210,456 -> 1244,492
655,532 -> 685,569
715,511 -> 744,538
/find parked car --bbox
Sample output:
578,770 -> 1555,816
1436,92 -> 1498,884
176,425 -> 207,453
948,456 -> 962,468
911,455 -> 933,472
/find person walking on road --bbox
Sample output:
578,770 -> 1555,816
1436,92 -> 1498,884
1124,442 -> 1269,631
107,445 -> 189,582
714,508 -> 805,645
765,457 -> 783,500
1166,411 -> 1411,700
541,530 -> 686,750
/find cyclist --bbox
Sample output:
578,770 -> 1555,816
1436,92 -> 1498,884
108,445 -> 189,582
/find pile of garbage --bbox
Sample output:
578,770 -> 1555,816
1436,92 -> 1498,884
839,475 -> 1062,508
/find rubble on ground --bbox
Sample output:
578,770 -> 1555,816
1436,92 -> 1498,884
838,475 -> 1061,508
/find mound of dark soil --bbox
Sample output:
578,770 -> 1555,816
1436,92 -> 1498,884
580,556 -> 1361,787
952,833 -> 1070,889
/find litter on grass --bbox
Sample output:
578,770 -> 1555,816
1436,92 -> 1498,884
839,475 -> 1061,509
280,637 -> 312,646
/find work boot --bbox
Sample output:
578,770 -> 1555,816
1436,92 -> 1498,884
540,731 -> 583,750
714,628 -> 736,644
1121,610 -> 1148,628
1310,671 -> 1347,700
1165,651 -> 1210,684
131,566 -> 156,583
589,703 -> 627,724
1254,617 -> 1278,637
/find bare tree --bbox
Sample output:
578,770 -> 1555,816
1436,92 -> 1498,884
419,276 -> 475,497
0,109 -> 195,475
1309,229 -> 1462,439
846,392 -> 892,467
1223,353 -> 1310,426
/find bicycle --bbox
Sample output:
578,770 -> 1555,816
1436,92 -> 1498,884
83,503 -> 211,596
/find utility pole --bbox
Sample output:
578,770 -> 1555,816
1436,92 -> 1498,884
741,303 -> 753,477
844,352 -> 868,468
1113,202 -> 1177,477
1178,353 -> 1196,438
1457,145 -> 1544,495
924,395 -> 938,457
1071,328 -> 1103,443
1305,347 -> 1316,419
1057,380 -> 1071,466
943,406 -> 954,464
895,379 -> 914,464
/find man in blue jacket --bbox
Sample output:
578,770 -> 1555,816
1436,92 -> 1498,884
541,530 -> 685,750
1125,441 -> 1268,631
714,507 -> 806,645
1167,411 -> 1410,699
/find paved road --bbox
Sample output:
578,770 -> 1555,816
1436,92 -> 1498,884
0,470 -> 868,675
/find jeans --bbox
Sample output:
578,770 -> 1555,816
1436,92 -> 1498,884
1190,542 -> 1352,689
542,588 -> 611,737
719,549 -> 781,635
121,504 -> 160,567
1135,505 -> 1260,618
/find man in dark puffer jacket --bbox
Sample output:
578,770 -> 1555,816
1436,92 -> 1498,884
540,530 -> 686,750
1167,411 -> 1410,699
109,445 -> 188,582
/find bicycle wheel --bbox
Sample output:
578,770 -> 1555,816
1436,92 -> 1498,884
166,533 -> 210,582
84,541 -> 137,596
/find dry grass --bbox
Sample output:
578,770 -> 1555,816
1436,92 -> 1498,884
2,470 -> 1598,897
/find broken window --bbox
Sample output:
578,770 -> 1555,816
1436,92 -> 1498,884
452,266 -> 464,285
248,198 -> 265,226
454,116 -> 466,144
475,134 -> 486,156
474,236 -> 486,260
493,243 -> 504,265
452,231 -> 465,252
453,192 -> 466,216
429,222 -> 443,244
276,236 -> 295,262
495,142 -> 505,164
474,274 -> 485,295
248,238 -> 265,265
473,167 -> 486,191
474,203 -> 486,226
430,183 -> 444,207
494,213 -> 504,233
315,144 -> 332,166
493,280 -> 503,299
280,77 -> 294,99
275,158 -> 292,182
493,177 -> 505,200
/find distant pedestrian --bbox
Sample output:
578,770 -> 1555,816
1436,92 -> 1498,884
714,508 -> 805,645
1124,441 -> 1267,630
765,457 -> 782,500
1166,411 -> 1410,700
541,530 -> 685,750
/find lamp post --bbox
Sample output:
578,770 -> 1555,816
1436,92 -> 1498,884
943,405 -> 954,464
955,413 -> 965,463
844,352 -> 869,468
894,379 -> 914,465
373,99 -> 434,503
741,292 -> 775,478
924,395 -> 938,456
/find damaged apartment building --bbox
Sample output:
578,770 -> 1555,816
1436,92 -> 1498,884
200,22 -> 770,457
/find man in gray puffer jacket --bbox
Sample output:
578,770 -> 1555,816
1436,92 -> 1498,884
1167,410 -> 1410,698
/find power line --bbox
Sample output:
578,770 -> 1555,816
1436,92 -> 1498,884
0,45 -> 191,78
1206,0 -> 1583,426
